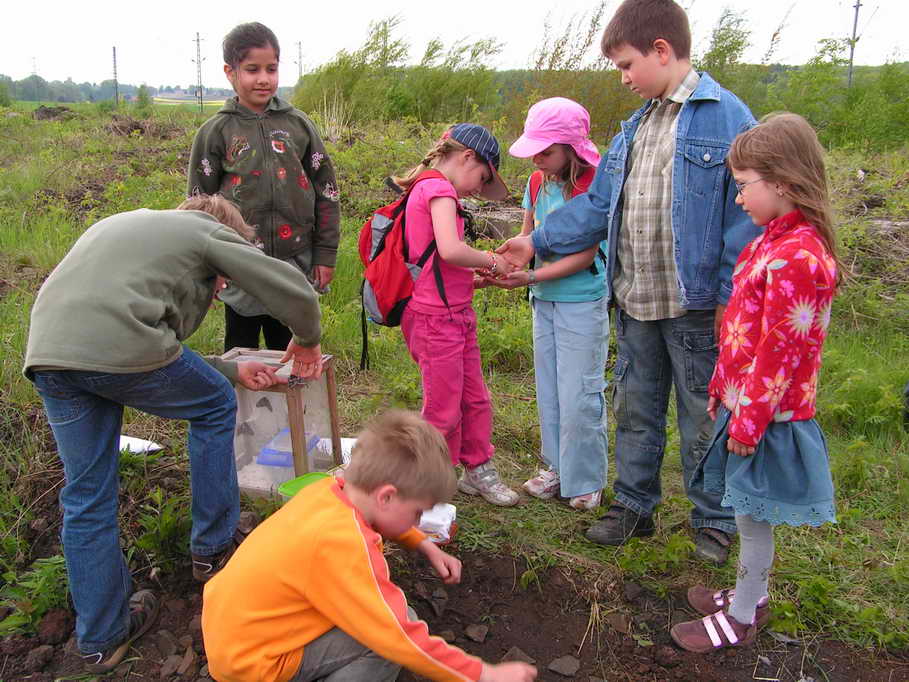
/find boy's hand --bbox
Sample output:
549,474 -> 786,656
714,303 -> 726,342
418,539 -> 462,584
707,396 -> 719,421
727,436 -> 756,457
280,341 -> 323,379
496,235 -> 535,270
480,662 -> 538,681
237,361 -> 286,390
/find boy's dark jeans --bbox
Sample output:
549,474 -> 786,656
610,308 -> 736,535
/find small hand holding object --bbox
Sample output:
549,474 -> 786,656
419,539 -> 462,585
237,361 -> 286,390
495,235 -> 535,270
727,436 -> 756,457
280,340 -> 323,379
312,265 -> 334,294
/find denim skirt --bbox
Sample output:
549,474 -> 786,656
691,408 -> 836,527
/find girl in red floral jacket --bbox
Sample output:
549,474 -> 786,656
672,113 -> 841,653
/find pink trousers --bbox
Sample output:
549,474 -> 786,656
401,306 -> 493,469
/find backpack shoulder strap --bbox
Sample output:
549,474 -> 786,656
529,170 -> 545,208
571,166 -> 597,197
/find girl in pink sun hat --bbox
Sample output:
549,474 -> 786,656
491,97 -> 609,511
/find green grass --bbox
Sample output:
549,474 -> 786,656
0,109 -> 906,648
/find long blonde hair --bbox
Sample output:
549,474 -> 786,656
545,144 -> 594,201
176,193 -> 256,242
392,137 -> 469,191
728,112 -> 842,284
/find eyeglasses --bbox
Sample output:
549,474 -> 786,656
734,177 -> 765,194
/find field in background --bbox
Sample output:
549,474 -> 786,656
0,102 -> 906,656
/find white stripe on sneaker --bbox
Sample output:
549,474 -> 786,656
703,615 -> 722,647
714,611 -> 739,644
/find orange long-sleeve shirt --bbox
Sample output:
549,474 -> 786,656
202,477 -> 483,682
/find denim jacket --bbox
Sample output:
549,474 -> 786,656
531,72 -> 759,308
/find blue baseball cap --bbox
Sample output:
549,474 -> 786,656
445,123 -> 509,200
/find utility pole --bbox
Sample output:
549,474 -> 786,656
112,47 -> 119,107
193,33 -> 205,113
31,57 -> 37,76
847,0 -> 862,88
295,41 -> 303,82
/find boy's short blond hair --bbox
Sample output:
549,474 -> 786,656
345,410 -> 456,504
601,0 -> 691,60
176,194 -> 256,242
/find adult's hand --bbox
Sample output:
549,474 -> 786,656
237,361 -> 286,390
280,340 -> 323,379
313,265 -> 334,292
495,235 -> 535,270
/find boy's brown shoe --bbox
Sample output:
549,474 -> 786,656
585,503 -> 654,546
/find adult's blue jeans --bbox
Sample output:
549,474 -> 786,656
532,296 -> 609,498
31,348 -> 240,653
610,309 -> 736,534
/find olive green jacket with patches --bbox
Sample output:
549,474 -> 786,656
187,97 -> 340,267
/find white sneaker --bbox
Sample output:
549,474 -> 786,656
458,462 -> 519,506
569,490 -> 602,511
522,468 -> 560,499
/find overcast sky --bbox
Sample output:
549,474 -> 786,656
2,0 -> 903,88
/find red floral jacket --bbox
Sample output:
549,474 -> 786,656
709,210 -> 837,446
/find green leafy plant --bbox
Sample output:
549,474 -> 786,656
135,487 -> 191,571
0,555 -> 68,635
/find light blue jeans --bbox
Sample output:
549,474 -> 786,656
31,348 -> 240,653
611,309 -> 736,534
532,297 -> 609,498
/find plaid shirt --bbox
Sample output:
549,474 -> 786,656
613,69 -> 700,321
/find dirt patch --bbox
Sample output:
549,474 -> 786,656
106,114 -> 184,140
32,106 -> 76,122
6,512 -> 908,680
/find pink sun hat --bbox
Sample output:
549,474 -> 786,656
509,97 -> 600,167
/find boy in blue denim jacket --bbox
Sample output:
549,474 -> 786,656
498,0 -> 759,564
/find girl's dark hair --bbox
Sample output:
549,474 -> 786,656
223,22 -> 280,68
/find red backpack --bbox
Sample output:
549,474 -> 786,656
358,169 -> 449,369
528,167 -> 605,276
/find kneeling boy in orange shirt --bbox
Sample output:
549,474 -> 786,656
202,410 -> 537,682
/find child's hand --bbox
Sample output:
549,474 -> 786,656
280,341 -> 323,379
480,662 -> 538,682
501,271 -> 531,288
496,235 -> 535,270
727,436 -> 755,457
707,396 -> 719,421
236,361 -> 286,390
473,273 -> 491,289
419,539 -> 462,584
312,265 -> 334,293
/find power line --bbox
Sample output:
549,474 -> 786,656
295,41 -> 304,82
193,33 -> 205,113
847,0 -> 861,88
112,47 -> 119,107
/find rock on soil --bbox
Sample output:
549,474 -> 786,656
500,645 -> 535,664
548,654 -> 581,677
464,624 -> 489,643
